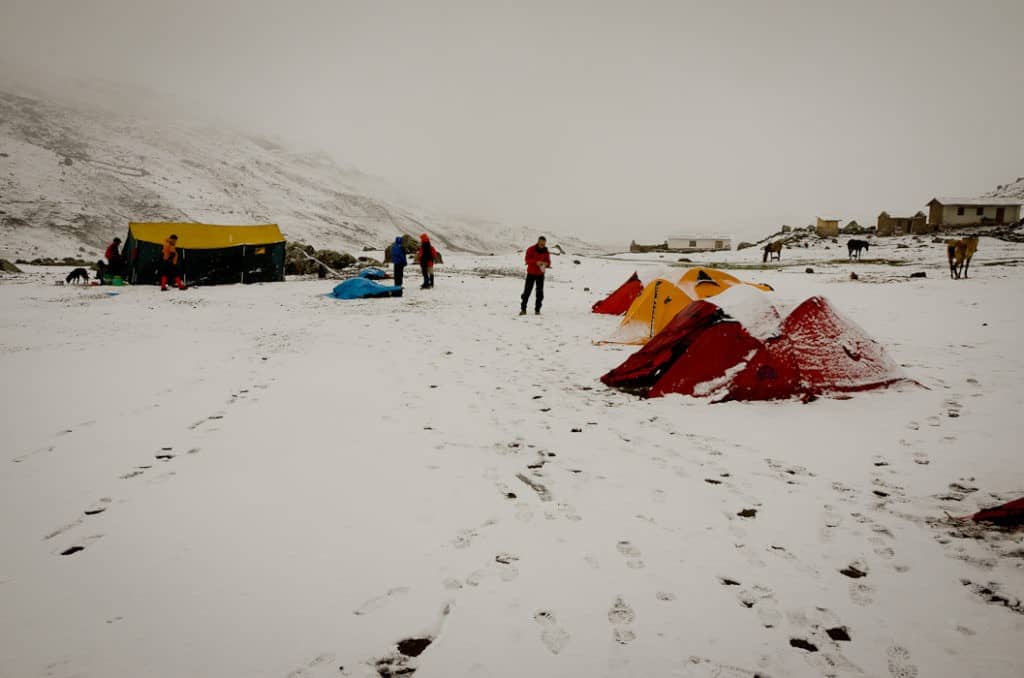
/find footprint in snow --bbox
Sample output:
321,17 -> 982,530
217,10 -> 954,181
353,586 -> 410,616
84,498 -> 112,515
57,533 -> 103,556
848,581 -> 876,606
616,540 -> 645,569
607,596 -> 637,645
283,652 -> 336,678
466,554 -> 519,586
534,610 -> 571,655
886,645 -> 919,678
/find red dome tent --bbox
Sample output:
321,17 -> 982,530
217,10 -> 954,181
592,272 -> 644,315
970,498 -> 1024,527
601,295 -> 911,402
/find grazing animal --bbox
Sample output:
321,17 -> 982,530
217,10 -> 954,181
65,267 -> 89,284
947,236 -> 979,279
847,239 -> 870,260
762,241 -> 783,263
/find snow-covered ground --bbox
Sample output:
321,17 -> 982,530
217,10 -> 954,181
1,238 -> 1022,678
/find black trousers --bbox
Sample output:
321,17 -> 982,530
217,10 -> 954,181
421,263 -> 434,288
521,274 -> 545,311
394,264 -> 405,287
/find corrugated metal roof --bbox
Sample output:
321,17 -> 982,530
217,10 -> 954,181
667,235 -> 732,241
928,197 -> 1022,207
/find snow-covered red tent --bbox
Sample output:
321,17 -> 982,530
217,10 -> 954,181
601,291 -> 911,401
970,498 -> 1024,527
592,272 -> 644,315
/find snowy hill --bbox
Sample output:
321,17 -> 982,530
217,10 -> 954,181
0,84 -> 584,260
987,175 -> 1024,201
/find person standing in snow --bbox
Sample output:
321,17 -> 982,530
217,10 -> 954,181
521,235 -> 551,315
105,237 -> 124,277
160,234 -> 186,291
418,233 -> 435,289
391,236 -> 407,296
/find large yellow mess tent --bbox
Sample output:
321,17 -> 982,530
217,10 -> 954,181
124,222 -> 286,285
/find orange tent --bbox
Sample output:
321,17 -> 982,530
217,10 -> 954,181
602,279 -> 693,345
676,267 -> 772,300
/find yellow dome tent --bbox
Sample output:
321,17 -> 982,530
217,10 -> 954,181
603,278 -> 693,345
676,267 -> 773,299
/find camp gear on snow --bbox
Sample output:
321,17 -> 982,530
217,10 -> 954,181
330,277 -> 402,299
123,223 -> 286,286
601,293 -> 911,401
358,267 -> 388,280
592,272 -> 643,315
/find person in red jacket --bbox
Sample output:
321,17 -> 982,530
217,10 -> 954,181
104,237 -> 124,276
521,236 -> 552,315
160,234 -> 186,291
418,233 -> 436,289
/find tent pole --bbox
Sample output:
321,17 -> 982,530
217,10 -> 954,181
297,250 -> 346,279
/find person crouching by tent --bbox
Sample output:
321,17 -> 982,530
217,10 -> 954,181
520,235 -> 551,315
160,234 -> 186,291
418,233 -> 435,289
105,237 -> 124,277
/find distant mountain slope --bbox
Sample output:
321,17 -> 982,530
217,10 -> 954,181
0,86 -> 584,260
986,176 -> 1024,201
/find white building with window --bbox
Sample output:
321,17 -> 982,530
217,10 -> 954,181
926,197 -> 1022,228
666,235 -> 731,252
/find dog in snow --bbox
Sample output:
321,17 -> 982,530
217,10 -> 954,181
65,268 -> 90,284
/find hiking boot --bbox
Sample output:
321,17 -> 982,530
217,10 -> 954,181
519,308 -> 526,315
535,309 -> 541,315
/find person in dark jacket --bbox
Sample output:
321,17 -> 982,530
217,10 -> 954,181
104,237 -> 124,277
391,236 -> 407,296
160,234 -> 186,291
521,236 -> 552,315
418,233 -> 435,289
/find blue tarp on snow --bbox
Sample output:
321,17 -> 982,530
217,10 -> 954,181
331,277 -> 401,299
358,267 -> 388,280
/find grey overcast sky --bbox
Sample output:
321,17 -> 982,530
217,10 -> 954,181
1,0 -> 1022,242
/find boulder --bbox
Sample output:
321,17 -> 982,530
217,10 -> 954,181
805,267 -> 815,274
910,272 -> 927,278
318,249 -> 357,270
0,258 -> 22,273
737,241 -> 756,250
285,241 -> 355,275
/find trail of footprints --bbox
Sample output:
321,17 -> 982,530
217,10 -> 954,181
44,381 -> 271,557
